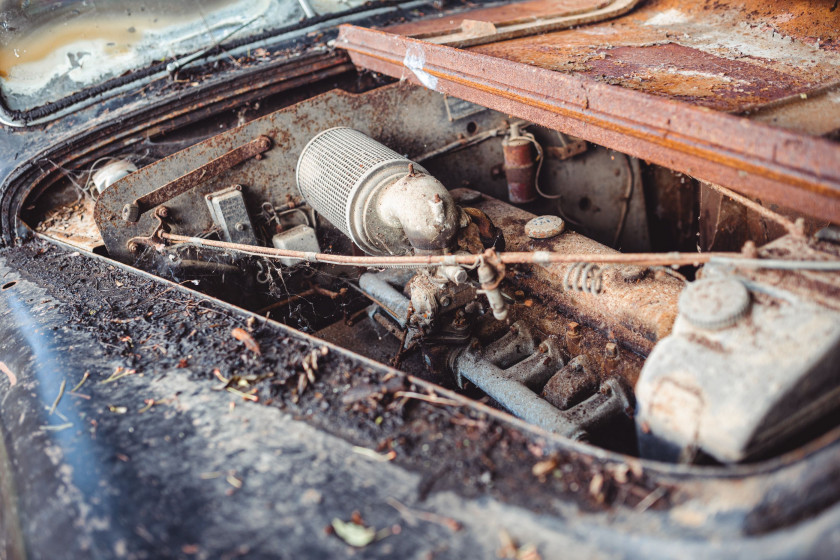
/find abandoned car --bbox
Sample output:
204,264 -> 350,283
1,0 -> 839,557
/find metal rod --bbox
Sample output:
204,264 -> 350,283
704,182 -> 803,237
160,231 -> 722,266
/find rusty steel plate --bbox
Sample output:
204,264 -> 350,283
94,84 -> 515,260
387,0 -> 641,48
336,4 -> 840,224
465,0 -> 840,114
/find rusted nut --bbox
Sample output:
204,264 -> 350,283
235,222 -> 247,232
256,136 -> 272,150
154,206 -> 169,219
233,184 -> 243,191
605,342 -> 619,359
122,203 -> 140,222
127,241 -> 139,253
538,341 -> 549,354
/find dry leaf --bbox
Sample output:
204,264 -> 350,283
231,328 -> 261,355
531,458 -> 557,478
331,518 -> 376,548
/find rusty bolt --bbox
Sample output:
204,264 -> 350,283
235,223 -> 247,232
254,154 -> 263,161
567,322 -> 581,337
538,341 -> 549,354
257,136 -> 272,150
127,241 -> 139,253
155,206 -> 169,219
440,295 -> 452,307
233,184 -> 243,191
605,342 -> 619,359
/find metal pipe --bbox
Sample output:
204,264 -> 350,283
358,271 -> 413,326
454,349 -> 585,439
157,233 -> 840,270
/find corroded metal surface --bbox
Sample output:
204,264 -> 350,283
94,84 -> 514,259
336,22 -> 840,224
460,189 -> 684,355
122,135 -> 272,222
388,0 -> 641,48
465,0 -> 840,113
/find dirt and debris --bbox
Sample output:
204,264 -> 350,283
2,239 -> 674,523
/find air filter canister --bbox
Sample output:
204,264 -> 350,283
296,127 -> 459,256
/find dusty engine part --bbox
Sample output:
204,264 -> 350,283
358,269 -> 414,327
205,185 -> 258,245
296,127 -> 460,256
457,188 -> 683,354
271,225 -> 320,267
91,160 -> 137,196
636,265 -> 840,463
450,322 -> 632,439
477,259 -> 508,320
524,215 -> 565,239
502,123 -> 538,204
121,135 -> 272,223
542,355 -> 599,410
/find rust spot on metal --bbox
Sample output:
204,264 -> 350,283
125,135 -> 272,222
583,44 -> 811,112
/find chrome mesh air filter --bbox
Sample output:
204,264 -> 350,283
296,127 -> 430,255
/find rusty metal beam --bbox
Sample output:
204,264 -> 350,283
336,25 -> 840,224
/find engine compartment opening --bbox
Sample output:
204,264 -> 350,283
25,81 -> 840,466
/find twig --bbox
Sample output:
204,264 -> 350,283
71,371 -> 90,393
49,379 -> 66,415
100,367 -> 136,384
352,446 -> 396,462
394,391 -> 461,407
226,387 -> 258,402
635,487 -> 667,513
386,497 -> 462,532
42,423 -> 73,432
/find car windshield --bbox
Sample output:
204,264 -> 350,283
0,0 -> 373,112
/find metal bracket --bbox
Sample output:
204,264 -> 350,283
121,135 -> 272,223
126,207 -> 172,254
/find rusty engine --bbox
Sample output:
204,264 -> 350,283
29,80 -> 823,468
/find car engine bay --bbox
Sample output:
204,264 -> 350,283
22,80 -> 840,468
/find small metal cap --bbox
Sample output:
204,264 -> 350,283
678,277 -> 751,330
122,203 -> 140,222
525,215 -> 565,239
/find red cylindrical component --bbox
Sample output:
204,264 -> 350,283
503,137 -> 537,204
